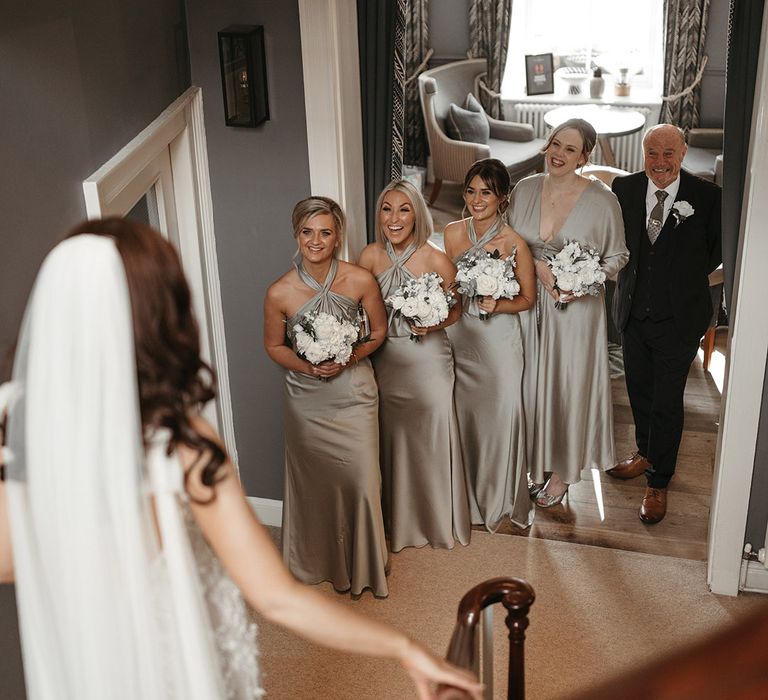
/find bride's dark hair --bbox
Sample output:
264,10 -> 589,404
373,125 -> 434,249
65,218 -> 226,496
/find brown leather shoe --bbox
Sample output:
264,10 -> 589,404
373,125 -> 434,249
607,452 -> 651,480
639,487 -> 667,524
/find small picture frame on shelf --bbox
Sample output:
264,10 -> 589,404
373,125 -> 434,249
525,53 -> 554,96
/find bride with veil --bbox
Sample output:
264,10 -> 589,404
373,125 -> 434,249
0,218 -> 481,700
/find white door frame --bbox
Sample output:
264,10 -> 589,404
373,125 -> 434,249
708,7 -> 768,595
298,0 -> 367,261
82,87 -> 239,471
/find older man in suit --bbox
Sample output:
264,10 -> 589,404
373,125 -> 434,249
608,124 -> 722,523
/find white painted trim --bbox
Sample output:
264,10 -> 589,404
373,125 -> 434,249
247,497 -> 283,528
298,0 -> 367,261
741,561 -> 768,594
182,91 -> 239,469
82,87 -> 239,472
708,6 -> 768,596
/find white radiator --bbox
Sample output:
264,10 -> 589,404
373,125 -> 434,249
510,102 -> 654,173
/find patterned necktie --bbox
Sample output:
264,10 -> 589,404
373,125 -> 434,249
647,190 -> 668,245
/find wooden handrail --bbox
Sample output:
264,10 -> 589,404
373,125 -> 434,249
438,577 -> 535,700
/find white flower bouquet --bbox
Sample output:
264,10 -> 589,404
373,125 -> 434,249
386,272 -> 455,342
293,311 -> 360,372
454,248 -> 521,320
546,240 -> 606,310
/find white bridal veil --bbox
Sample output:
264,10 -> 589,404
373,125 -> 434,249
4,235 -> 261,699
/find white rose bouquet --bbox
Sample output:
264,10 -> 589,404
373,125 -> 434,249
546,240 -> 606,310
454,248 -> 521,320
293,311 -> 360,375
385,272 -> 455,342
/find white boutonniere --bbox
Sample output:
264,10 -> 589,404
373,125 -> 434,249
672,201 -> 695,227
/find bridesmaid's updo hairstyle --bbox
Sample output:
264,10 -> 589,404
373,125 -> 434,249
462,158 -> 512,214
542,118 -> 597,167
292,196 -> 346,256
375,179 -> 433,248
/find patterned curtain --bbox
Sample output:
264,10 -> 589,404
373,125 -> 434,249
468,0 -> 512,119
660,0 -> 712,129
392,0 -> 406,178
404,0 -> 429,167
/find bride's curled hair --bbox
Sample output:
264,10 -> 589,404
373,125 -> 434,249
65,218 -> 226,496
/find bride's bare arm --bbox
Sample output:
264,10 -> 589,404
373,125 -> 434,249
185,422 -> 482,699
0,481 -> 12,583
0,414 -> 13,583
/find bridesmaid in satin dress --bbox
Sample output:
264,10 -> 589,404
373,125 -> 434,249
443,159 -> 537,532
509,119 -> 628,508
263,196 -> 390,598
358,180 -> 471,552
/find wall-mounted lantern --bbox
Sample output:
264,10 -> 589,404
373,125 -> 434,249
218,25 -> 269,127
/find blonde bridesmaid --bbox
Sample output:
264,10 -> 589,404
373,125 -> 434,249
264,197 -> 389,597
359,180 -> 471,552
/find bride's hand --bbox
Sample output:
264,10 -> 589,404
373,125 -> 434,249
400,640 -> 484,700
409,324 -> 429,338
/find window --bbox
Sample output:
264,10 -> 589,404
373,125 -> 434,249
502,0 -> 664,98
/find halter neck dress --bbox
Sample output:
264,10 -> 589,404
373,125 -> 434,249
282,258 -> 388,598
372,240 -> 471,552
509,174 -> 628,485
445,218 -> 533,531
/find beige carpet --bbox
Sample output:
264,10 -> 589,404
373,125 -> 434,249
255,531 -> 764,699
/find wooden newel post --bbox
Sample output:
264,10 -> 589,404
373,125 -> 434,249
439,578 -> 535,700
504,591 -> 533,700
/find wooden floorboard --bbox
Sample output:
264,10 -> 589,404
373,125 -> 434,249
491,347 -> 722,561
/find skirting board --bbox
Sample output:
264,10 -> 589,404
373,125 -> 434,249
248,497 -> 283,528
741,560 -> 768,594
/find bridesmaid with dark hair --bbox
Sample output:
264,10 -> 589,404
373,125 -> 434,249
263,196 -> 389,598
443,158 -> 536,532
358,179 -> 471,552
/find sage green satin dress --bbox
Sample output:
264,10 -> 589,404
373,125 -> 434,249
372,240 -> 471,552
282,258 -> 388,598
510,174 -> 629,485
446,218 -> 533,531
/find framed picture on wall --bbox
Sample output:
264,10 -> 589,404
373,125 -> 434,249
525,53 -> 554,96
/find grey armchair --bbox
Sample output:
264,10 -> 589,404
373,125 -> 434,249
683,127 -> 723,186
418,59 -> 546,205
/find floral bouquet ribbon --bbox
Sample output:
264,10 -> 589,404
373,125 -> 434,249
546,240 -> 606,310
454,248 -> 521,320
385,272 -> 455,342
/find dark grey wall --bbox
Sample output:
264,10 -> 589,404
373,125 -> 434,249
0,0 -> 190,379
0,3 -> 191,697
185,0 -> 310,499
